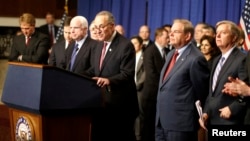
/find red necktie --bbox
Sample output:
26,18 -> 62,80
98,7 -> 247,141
163,50 -> 179,81
99,42 -> 107,70
26,37 -> 30,46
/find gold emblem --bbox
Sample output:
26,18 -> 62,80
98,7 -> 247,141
15,116 -> 34,141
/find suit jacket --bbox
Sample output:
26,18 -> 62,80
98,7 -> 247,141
204,47 -> 248,125
39,24 -> 59,42
9,31 -> 50,64
65,36 -> 98,74
155,44 -> 210,131
86,33 -> 138,116
49,40 -> 70,69
245,51 -> 250,124
135,52 -> 145,92
142,40 -> 154,52
142,44 -> 165,102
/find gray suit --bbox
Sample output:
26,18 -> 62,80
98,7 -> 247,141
155,43 -> 210,140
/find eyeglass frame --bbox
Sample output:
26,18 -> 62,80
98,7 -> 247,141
94,22 -> 113,30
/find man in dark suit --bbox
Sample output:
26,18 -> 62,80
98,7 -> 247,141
49,17 -> 72,69
65,16 -> 98,74
222,51 -> 250,125
141,27 -> 169,141
85,11 -> 138,141
200,20 -> 248,129
9,13 -> 50,64
39,12 -> 59,47
138,25 -> 154,51
155,19 -> 210,141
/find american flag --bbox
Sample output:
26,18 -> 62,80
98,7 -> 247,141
240,0 -> 250,50
55,12 -> 68,42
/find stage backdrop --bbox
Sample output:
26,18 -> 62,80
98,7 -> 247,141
78,0 -> 245,39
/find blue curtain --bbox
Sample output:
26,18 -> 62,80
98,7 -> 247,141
78,0 -> 146,38
78,0 -> 246,39
148,0 -> 245,39
205,0 -> 245,26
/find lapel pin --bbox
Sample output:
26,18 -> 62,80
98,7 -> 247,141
109,48 -> 112,52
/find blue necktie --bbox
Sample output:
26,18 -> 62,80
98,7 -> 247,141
212,57 -> 225,91
70,44 -> 79,71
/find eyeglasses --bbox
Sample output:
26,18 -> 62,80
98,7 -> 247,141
95,23 -> 112,30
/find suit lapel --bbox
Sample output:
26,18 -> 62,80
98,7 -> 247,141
159,50 -> 174,86
100,34 -> 119,71
136,55 -> 143,73
213,48 -> 239,92
73,38 -> 89,68
161,45 -> 191,86
210,55 -> 221,93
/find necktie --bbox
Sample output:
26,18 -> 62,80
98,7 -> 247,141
26,36 -> 30,46
212,57 -> 225,91
99,42 -> 107,70
70,44 -> 79,71
163,50 -> 179,81
49,25 -> 54,46
162,48 -> 166,60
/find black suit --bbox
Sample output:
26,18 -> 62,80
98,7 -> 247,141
244,51 -> 250,124
141,44 -> 166,141
204,47 -> 248,125
65,36 -> 98,74
39,24 -> 59,45
86,32 -> 139,141
142,40 -> 154,52
49,40 -> 70,69
9,31 -> 50,64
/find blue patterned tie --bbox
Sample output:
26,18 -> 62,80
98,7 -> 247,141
212,57 -> 225,91
70,44 -> 79,71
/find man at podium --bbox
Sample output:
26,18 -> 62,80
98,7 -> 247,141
85,11 -> 139,141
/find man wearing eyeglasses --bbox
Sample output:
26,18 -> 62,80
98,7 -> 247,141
9,13 -> 50,64
85,11 -> 139,141
155,19 -> 210,141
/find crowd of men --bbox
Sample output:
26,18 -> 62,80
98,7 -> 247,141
8,11 -> 250,141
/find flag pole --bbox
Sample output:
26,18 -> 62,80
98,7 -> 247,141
64,0 -> 69,15
55,0 -> 69,42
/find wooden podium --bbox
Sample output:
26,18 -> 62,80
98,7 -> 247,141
1,62 -> 102,141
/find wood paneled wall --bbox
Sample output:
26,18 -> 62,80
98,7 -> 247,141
0,0 -> 77,18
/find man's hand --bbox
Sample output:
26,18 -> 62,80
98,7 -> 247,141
18,55 -> 22,61
223,77 -> 250,97
219,106 -> 231,119
199,113 -> 208,131
92,77 -> 110,87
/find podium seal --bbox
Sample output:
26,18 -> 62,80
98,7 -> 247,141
15,116 -> 34,141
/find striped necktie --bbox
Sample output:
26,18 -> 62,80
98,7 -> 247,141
212,57 -> 225,91
70,44 -> 79,71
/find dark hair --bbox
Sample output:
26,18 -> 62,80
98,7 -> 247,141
162,24 -> 172,28
200,35 -> 220,56
64,16 -> 72,26
130,35 -> 143,45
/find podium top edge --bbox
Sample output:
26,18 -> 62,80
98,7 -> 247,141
8,61 -> 52,69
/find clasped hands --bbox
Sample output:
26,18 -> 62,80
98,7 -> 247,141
222,76 -> 250,97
